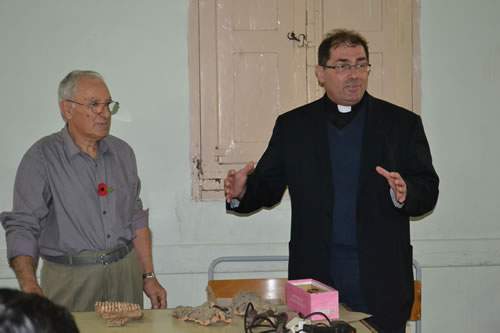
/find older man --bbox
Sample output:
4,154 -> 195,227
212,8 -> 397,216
1,70 -> 166,311
225,29 -> 439,332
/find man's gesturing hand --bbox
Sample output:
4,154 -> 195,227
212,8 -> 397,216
224,162 -> 255,203
376,166 -> 407,204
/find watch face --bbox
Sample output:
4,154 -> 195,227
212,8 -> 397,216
143,272 -> 155,279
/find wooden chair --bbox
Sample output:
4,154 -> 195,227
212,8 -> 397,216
207,256 -> 289,304
207,277 -> 288,303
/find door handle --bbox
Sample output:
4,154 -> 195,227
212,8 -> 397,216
287,31 -> 307,48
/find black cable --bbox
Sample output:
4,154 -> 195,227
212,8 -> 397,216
244,302 -> 278,332
298,311 -> 332,326
244,302 -> 255,333
243,302 -> 290,333
296,311 -> 356,332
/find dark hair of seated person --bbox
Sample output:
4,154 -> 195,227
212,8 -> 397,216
0,288 -> 79,333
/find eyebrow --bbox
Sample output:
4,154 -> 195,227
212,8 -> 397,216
334,57 -> 368,63
88,97 -> 112,103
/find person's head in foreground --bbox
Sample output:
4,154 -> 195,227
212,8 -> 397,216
0,288 -> 79,333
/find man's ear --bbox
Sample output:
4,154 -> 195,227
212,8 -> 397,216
60,100 -> 73,120
315,65 -> 325,87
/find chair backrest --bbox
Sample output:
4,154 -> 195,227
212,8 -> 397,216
207,278 -> 288,303
208,255 -> 289,281
207,256 -> 289,304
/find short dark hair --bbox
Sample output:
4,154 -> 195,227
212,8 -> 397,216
317,29 -> 369,66
0,289 -> 79,333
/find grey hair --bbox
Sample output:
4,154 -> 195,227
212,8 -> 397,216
58,70 -> 105,102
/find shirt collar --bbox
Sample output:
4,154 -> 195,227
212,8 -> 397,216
324,92 -> 367,110
61,125 -> 110,158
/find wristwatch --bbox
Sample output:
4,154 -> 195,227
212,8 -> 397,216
142,272 -> 156,280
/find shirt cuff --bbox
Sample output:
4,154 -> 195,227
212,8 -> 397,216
390,188 -> 405,208
132,208 -> 149,229
6,237 -> 39,264
230,199 -> 241,209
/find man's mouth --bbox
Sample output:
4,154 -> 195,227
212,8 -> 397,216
344,81 -> 361,89
345,84 -> 360,91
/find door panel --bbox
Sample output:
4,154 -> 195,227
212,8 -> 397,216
198,0 -> 302,198
307,0 -> 412,110
216,0 -> 294,165
324,0 -> 383,32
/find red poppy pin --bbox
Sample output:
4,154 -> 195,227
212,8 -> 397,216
97,183 -> 115,196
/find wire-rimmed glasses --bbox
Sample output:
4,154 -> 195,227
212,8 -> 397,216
323,63 -> 371,73
65,99 -> 120,115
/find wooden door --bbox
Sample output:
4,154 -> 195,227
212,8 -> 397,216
191,0 -> 414,199
197,0 -> 305,198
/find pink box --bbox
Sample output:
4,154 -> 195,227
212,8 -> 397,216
286,279 -> 339,320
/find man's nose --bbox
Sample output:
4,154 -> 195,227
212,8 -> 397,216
98,107 -> 112,119
346,67 -> 359,78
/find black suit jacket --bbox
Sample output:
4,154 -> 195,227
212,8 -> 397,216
228,93 -> 439,329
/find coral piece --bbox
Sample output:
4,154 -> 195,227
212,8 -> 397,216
172,304 -> 232,326
95,301 -> 143,326
231,291 -> 278,316
107,318 -> 130,327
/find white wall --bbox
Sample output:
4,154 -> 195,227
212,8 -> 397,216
0,1 -> 499,331
413,0 -> 500,330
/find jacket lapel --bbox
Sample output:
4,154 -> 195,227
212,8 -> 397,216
311,96 -> 333,196
358,94 -> 384,197
305,96 -> 334,239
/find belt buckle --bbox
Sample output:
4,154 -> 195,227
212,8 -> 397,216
99,254 -> 109,265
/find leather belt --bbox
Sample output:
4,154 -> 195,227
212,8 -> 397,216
42,242 -> 134,266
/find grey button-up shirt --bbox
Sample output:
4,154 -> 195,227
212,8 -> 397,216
0,126 -> 148,260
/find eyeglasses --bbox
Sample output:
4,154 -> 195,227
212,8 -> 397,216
65,99 -> 120,115
323,63 -> 371,73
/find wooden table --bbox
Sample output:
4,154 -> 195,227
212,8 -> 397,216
73,309 -> 375,333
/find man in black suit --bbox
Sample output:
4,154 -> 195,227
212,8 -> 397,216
224,29 -> 439,333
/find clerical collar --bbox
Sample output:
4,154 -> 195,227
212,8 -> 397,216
337,105 -> 352,113
324,94 -> 366,128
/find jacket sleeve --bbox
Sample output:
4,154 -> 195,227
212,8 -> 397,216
400,116 -> 440,216
226,116 -> 288,214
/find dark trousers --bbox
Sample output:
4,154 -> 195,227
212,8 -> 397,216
363,317 -> 406,333
330,246 -> 406,333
